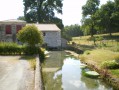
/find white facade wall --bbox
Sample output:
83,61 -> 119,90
43,31 -> 61,48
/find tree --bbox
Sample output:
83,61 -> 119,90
17,16 -> 25,21
23,0 -> 64,29
17,25 -> 43,47
82,0 -> 100,37
62,24 -> 83,41
95,1 -> 115,36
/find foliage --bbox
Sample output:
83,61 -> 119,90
23,0 -> 64,29
84,50 -> 90,55
82,0 -> 100,17
0,42 -> 22,55
0,42 -> 46,56
39,48 -> 45,61
17,16 -> 25,21
22,46 -> 40,55
95,1 -> 116,36
62,24 -> 83,41
101,60 -> 119,69
17,25 -> 43,46
81,0 -> 119,37
82,0 -> 100,37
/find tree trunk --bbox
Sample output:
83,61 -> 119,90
90,24 -> 94,37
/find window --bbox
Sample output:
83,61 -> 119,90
43,32 -> 46,36
6,25 -> 11,34
16,25 -> 22,33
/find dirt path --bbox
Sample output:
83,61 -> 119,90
0,56 -> 34,90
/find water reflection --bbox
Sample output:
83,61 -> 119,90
42,51 -> 113,90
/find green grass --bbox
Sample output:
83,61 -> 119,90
72,32 -> 119,78
21,56 -> 36,70
80,49 -> 119,66
109,69 -> 119,78
72,32 -> 119,51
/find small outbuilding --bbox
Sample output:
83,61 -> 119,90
28,24 -> 61,48
0,20 -> 61,48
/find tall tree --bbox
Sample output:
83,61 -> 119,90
23,0 -> 64,29
95,1 -> 115,36
17,16 -> 25,21
62,24 -> 83,40
82,0 -> 100,37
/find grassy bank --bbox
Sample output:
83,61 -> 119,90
72,32 -> 119,52
71,33 -> 119,80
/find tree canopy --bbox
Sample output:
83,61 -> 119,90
81,0 -> 119,37
62,24 -> 83,40
82,0 -> 100,37
23,0 -> 64,29
17,25 -> 43,46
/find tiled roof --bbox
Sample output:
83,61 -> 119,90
27,24 -> 60,31
0,19 -> 26,23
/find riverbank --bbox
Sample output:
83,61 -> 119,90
41,51 -> 113,90
66,49 -> 119,89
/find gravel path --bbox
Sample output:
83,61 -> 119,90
0,56 -> 34,90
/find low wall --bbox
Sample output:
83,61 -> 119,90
35,55 -> 43,90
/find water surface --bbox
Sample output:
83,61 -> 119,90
42,51 -> 113,90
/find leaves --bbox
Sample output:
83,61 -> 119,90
23,0 -> 63,29
17,25 -> 43,46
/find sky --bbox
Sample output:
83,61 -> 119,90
0,0 -> 113,26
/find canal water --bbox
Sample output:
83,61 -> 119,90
41,51 -> 113,90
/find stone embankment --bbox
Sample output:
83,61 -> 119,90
65,50 -> 119,90
35,55 -> 43,90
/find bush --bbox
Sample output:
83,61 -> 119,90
0,42 -> 22,55
22,46 -> 39,55
101,60 -> 119,69
38,48 -> 45,62
0,42 -> 45,56
84,50 -> 90,55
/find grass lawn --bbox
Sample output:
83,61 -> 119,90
71,32 -> 119,78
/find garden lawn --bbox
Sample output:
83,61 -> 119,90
79,49 -> 119,78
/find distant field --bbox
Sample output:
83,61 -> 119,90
71,32 -> 119,51
72,32 -> 119,78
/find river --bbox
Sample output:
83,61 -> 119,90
41,51 -> 114,90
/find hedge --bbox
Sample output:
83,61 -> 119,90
0,42 -> 44,56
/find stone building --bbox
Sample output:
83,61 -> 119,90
30,24 -> 61,48
0,20 -> 61,48
0,19 -> 26,42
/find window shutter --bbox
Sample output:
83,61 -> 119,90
16,25 -> 22,33
6,25 -> 11,34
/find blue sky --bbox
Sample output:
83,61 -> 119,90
0,0 -> 113,26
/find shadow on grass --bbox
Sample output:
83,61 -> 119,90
77,44 -> 95,51
19,55 -> 36,61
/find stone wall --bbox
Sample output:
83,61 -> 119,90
43,31 -> 61,48
0,24 -> 25,42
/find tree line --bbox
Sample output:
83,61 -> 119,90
18,0 -> 119,39
81,0 -> 119,37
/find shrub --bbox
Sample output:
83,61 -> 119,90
22,46 -> 39,55
84,50 -> 90,55
38,48 -> 45,62
0,42 -> 21,55
101,60 -> 119,69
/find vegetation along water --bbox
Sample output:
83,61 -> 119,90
41,51 -> 114,90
